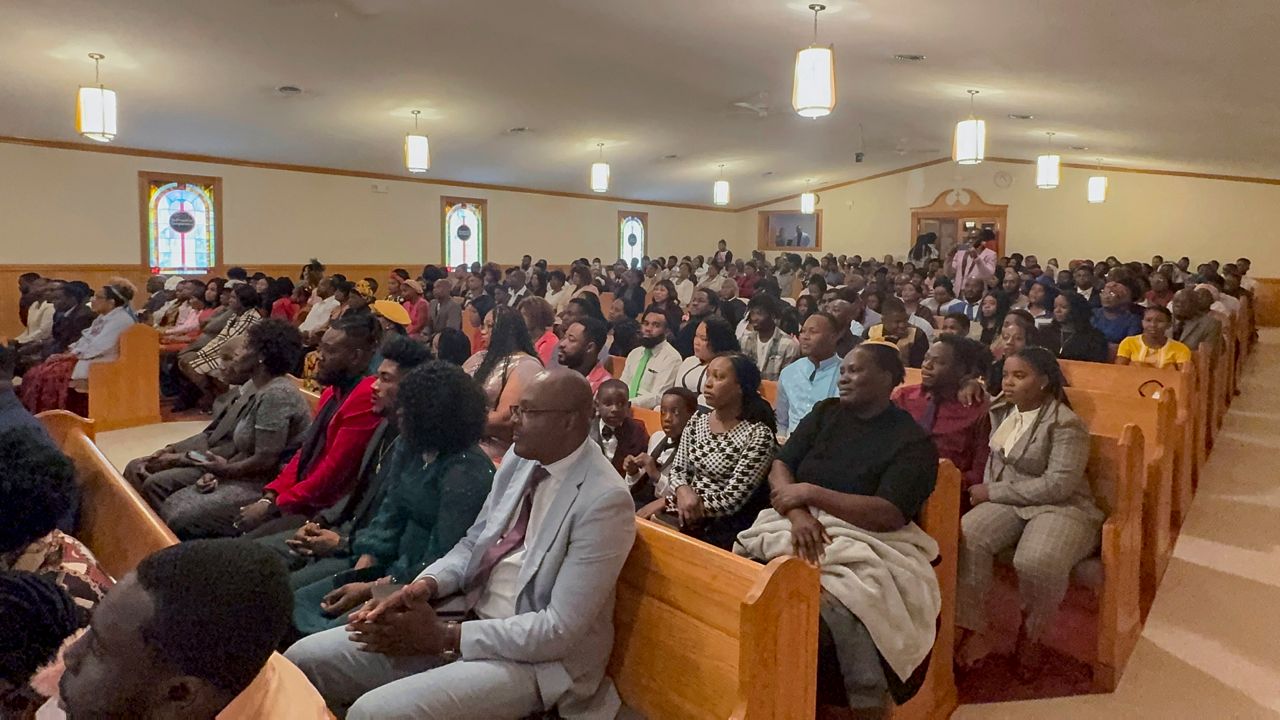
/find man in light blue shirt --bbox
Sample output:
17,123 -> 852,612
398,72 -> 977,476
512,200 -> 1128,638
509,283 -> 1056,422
775,312 -> 842,437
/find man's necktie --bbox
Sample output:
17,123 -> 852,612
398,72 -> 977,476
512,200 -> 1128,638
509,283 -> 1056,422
629,347 -> 652,398
919,397 -> 938,433
473,466 -> 550,585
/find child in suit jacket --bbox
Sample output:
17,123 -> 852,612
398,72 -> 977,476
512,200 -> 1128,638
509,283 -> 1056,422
593,379 -> 650,480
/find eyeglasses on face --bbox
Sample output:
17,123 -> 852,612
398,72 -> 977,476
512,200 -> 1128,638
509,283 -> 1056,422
509,406 -> 577,422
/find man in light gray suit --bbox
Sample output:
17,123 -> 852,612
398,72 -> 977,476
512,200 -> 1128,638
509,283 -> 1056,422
286,369 -> 636,719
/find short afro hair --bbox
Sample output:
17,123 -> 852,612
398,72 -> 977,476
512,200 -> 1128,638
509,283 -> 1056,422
379,333 -> 432,371
434,328 -> 473,366
398,360 -> 488,455
0,570 -> 80,686
245,318 -> 304,376
134,540 -> 290,696
331,311 -> 381,350
0,428 -> 75,554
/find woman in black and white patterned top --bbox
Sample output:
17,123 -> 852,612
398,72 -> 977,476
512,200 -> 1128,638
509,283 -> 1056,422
655,352 -> 777,549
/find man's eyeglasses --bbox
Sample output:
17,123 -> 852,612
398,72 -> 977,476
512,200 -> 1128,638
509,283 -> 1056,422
509,406 -> 577,422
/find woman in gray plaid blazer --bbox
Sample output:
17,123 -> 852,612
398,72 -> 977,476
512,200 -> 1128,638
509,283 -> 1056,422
954,347 -> 1104,674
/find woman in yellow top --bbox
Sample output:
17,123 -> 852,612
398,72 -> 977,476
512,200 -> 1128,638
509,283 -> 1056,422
1115,305 -> 1191,370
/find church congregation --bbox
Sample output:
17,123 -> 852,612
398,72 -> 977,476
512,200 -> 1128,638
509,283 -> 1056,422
2,2 -> 1278,718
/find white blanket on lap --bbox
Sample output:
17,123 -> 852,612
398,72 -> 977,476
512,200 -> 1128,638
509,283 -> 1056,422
734,508 -> 941,681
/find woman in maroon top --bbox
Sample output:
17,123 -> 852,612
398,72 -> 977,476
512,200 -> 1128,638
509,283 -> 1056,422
891,334 -> 991,494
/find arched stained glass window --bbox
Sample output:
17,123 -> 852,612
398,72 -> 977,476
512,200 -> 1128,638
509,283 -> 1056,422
442,196 -> 487,267
619,211 -> 647,268
141,172 -> 221,274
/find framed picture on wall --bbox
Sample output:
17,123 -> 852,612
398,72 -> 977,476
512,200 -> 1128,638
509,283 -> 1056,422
758,210 -> 822,251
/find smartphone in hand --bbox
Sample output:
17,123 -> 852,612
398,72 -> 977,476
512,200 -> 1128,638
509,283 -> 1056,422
186,450 -> 211,464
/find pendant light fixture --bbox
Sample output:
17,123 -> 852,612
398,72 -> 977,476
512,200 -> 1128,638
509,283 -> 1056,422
713,164 -> 730,206
800,179 -> 817,214
1035,131 -> 1060,189
76,53 -> 117,143
952,89 -> 985,165
1088,158 -> 1108,203
403,110 -> 430,173
590,143 -> 610,193
792,4 -> 836,119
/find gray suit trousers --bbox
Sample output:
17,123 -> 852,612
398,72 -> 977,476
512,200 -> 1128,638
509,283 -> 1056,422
286,624 -> 544,720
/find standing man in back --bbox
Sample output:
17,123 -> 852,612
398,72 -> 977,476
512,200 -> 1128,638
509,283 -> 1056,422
951,233 -> 997,288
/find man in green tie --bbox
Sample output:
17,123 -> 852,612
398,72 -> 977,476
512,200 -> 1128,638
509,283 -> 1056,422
621,306 -> 683,410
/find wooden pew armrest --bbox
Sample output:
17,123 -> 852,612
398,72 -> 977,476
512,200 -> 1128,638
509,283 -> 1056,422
730,556 -> 820,720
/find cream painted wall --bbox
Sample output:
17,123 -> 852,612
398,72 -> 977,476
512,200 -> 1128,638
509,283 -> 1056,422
736,160 -> 1280,275
0,143 -> 735,266
3,142 -> 1277,275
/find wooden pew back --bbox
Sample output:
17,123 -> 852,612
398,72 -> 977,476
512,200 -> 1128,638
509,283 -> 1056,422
891,461 -> 961,720
37,411 -> 177,579
632,406 -> 662,436
760,379 -> 778,406
609,519 -> 819,720
87,323 -> 161,431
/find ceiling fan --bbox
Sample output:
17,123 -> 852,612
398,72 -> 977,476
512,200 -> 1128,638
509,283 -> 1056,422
731,92 -> 770,118
854,124 -> 940,162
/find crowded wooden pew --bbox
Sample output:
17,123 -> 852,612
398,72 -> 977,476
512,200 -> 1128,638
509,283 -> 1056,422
8,248 -> 1260,719
87,323 -> 162,432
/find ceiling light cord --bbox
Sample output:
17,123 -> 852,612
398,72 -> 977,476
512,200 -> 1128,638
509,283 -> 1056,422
809,3 -> 825,44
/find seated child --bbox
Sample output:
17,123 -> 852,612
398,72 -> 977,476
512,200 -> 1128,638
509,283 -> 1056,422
593,379 -> 649,481
626,387 -> 697,510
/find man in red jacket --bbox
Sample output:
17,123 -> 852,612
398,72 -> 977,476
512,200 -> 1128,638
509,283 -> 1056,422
236,314 -> 382,533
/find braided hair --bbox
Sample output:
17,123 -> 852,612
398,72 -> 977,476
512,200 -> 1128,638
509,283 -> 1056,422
1009,346 -> 1071,406
0,571 -> 80,686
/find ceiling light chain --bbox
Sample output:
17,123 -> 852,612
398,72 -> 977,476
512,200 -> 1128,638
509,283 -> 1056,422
76,52 -> 117,142
800,178 -> 817,214
590,142 -> 610,193
404,109 -> 430,173
713,163 -> 730,206
952,88 -> 985,164
1088,155 -> 1108,203
1036,130 -> 1060,189
792,4 -> 835,118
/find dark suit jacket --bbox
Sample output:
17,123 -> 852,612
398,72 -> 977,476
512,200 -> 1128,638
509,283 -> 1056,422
47,304 -> 96,356
601,417 -> 650,478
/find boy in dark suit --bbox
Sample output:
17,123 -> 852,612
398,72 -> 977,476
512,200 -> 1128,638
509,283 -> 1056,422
592,379 -> 650,479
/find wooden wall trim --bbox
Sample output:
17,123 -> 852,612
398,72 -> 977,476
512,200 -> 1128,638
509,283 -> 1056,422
736,158 -> 953,212
983,157 -> 1280,187
0,135 -> 734,213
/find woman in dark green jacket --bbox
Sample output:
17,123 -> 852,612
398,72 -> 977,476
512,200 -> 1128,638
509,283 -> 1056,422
292,360 -> 494,635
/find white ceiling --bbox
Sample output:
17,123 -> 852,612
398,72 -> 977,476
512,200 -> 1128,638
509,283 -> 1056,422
4,0 -> 1279,207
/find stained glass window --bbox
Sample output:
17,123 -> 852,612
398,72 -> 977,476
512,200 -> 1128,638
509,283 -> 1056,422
142,173 -> 220,274
619,211 -> 647,267
442,197 -> 486,267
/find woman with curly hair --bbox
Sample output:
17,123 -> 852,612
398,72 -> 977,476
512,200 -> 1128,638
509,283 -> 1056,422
0,427 -> 113,623
291,360 -> 495,635
178,283 -> 263,411
158,319 -> 312,540
463,305 -> 543,462
674,314 -> 740,407
19,277 -> 137,414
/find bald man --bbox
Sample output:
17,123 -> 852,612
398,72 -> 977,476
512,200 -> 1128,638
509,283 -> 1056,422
287,369 -> 636,720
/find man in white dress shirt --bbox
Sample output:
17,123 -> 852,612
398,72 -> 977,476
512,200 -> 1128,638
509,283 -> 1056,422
621,308 -> 683,410
286,370 -> 635,719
